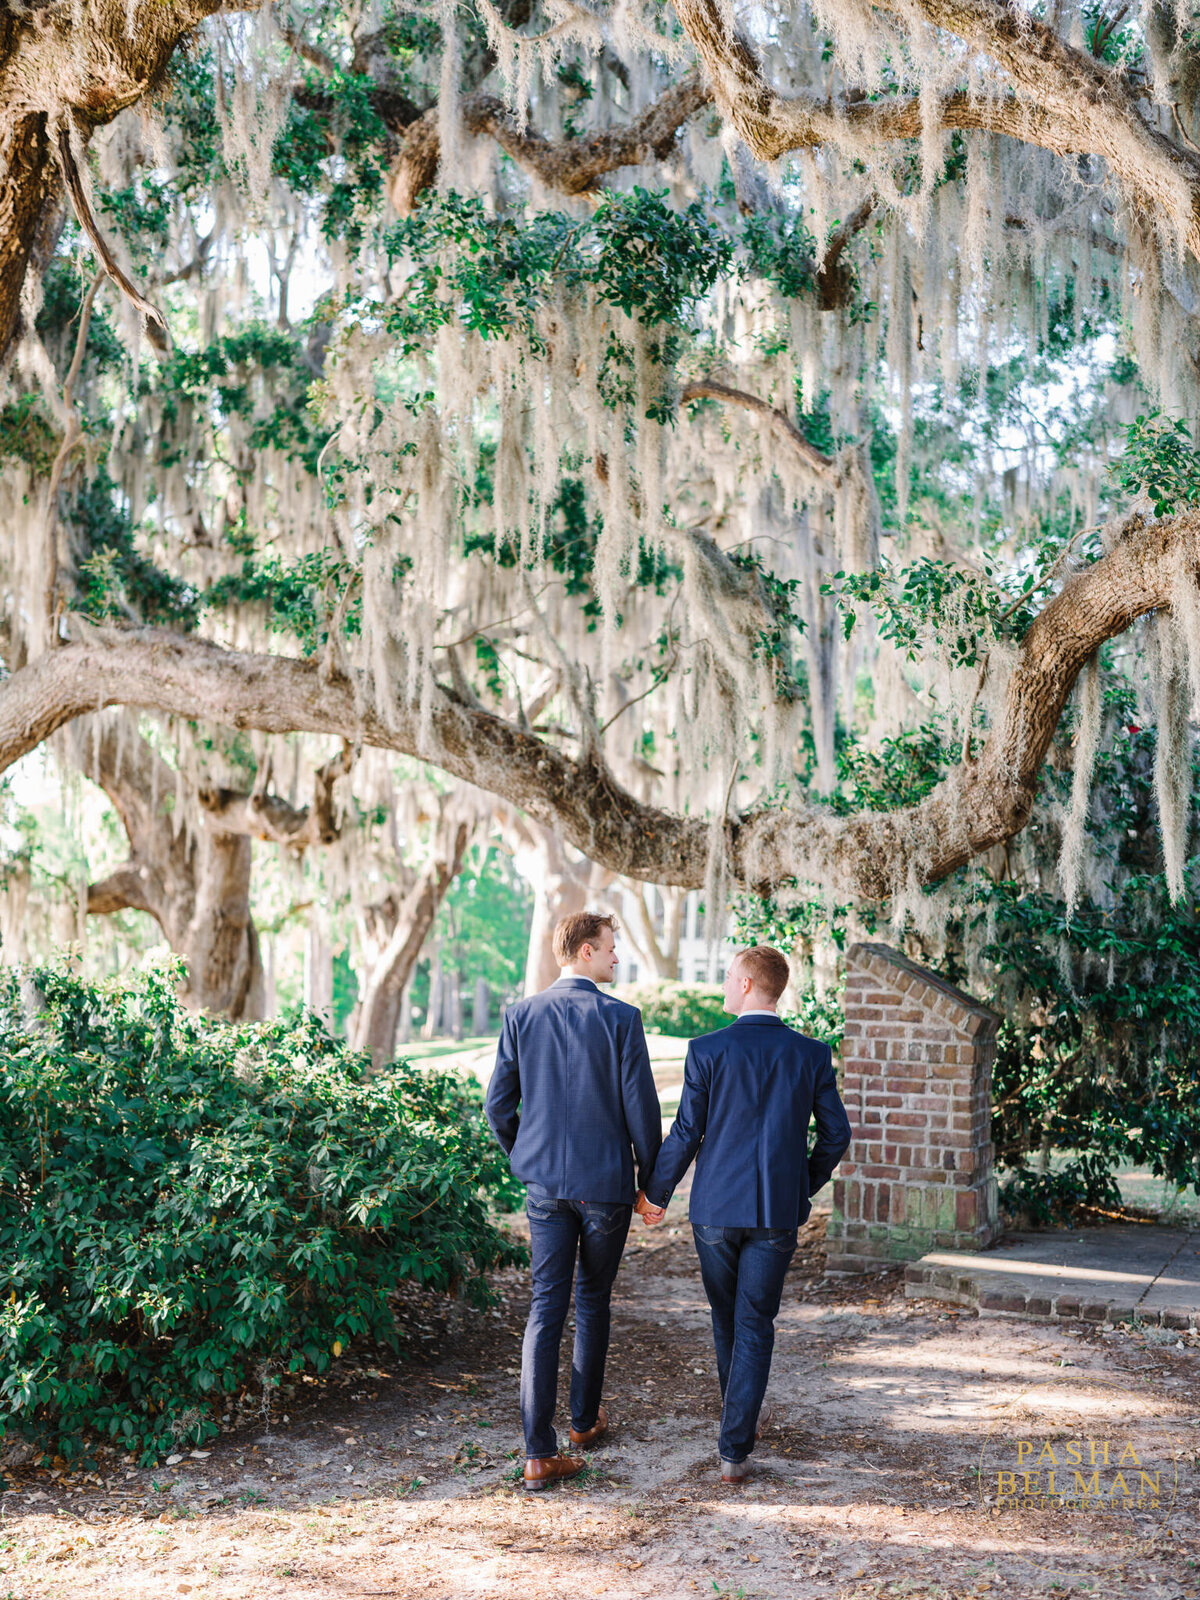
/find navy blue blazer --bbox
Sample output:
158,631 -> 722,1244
485,976 -> 662,1204
644,1014 -> 851,1228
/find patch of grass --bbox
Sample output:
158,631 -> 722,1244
389,1477 -> 425,1497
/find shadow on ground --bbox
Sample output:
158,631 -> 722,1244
2,1203 -> 1198,1599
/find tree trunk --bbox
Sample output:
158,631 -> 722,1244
78,720 -> 264,1018
621,882 -> 686,980
352,819 -> 470,1068
305,917 -> 333,1025
662,887 -> 686,977
521,872 -> 586,994
422,944 -> 442,1042
473,976 -> 490,1035
499,816 -> 592,995
0,109 -> 58,375
182,825 -> 264,1018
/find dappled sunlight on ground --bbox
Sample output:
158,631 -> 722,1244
2,1200 -> 1198,1598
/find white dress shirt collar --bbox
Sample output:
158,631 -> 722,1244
553,973 -> 599,989
738,1008 -> 779,1019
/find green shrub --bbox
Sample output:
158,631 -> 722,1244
781,985 -> 844,1056
612,980 -> 729,1037
614,978 -> 844,1048
0,961 -> 524,1467
999,1157 -> 1122,1226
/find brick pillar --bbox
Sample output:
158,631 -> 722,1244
825,942 -> 1000,1273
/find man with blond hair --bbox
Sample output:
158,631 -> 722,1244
638,944 -> 851,1484
486,910 -> 660,1491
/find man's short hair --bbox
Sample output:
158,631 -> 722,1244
733,944 -> 790,1002
553,911 -> 619,965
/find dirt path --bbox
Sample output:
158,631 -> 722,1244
3,1208 -> 1199,1600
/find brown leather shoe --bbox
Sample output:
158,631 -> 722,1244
569,1404 -> 608,1448
523,1453 -> 585,1492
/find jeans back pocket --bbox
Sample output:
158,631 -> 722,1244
582,1201 -> 630,1236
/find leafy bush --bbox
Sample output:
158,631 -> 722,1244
0,962 -> 524,1467
998,1157 -> 1123,1227
782,985 -> 845,1056
615,978 -> 844,1050
612,980 -> 729,1037
981,698 -> 1200,1215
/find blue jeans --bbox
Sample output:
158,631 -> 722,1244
692,1224 -> 797,1463
521,1190 -> 632,1459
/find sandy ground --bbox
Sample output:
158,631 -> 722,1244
2,1202 -> 1199,1600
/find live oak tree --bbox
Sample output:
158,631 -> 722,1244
1,0 -> 1199,1021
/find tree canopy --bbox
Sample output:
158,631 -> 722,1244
1,0 -> 1199,1032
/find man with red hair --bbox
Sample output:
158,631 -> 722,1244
639,944 -> 851,1483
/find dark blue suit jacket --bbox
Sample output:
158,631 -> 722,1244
644,1014 -> 851,1228
485,976 -> 662,1204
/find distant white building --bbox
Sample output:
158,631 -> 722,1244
613,886 -> 739,986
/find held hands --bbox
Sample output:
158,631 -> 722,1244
635,1190 -> 666,1227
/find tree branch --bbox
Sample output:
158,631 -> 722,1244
42,269 -> 104,638
388,71 -> 711,214
86,861 -> 161,919
818,195 -> 875,308
0,0 -> 267,363
672,0 -> 1200,260
681,378 -> 835,477
2,509 -> 1195,903
679,378 -> 880,566
52,123 -> 168,348
197,740 -> 354,847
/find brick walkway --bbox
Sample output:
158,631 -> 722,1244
906,1223 -> 1200,1328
